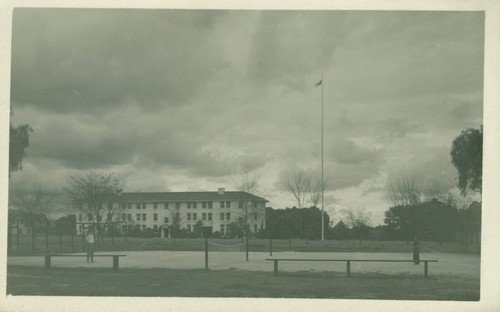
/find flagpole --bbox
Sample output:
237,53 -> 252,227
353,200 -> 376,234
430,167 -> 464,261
321,73 -> 324,241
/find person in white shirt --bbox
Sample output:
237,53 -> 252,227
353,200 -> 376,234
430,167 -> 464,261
86,229 -> 95,262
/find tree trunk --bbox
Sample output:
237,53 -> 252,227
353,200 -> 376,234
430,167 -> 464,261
45,227 -> 49,251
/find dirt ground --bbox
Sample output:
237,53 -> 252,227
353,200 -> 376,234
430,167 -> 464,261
7,250 -> 480,277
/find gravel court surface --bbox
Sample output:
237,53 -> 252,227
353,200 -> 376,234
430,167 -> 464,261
7,251 -> 480,277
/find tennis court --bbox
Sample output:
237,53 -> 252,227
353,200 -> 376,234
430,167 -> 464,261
7,250 -> 480,277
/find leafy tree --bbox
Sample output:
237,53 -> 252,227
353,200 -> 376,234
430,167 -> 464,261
264,206 -> 330,239
170,206 -> 182,239
458,201 -> 481,244
228,217 -> 246,238
340,207 -> 371,244
9,123 -> 33,175
55,215 -> 77,236
450,126 -> 483,195
194,220 -> 204,238
383,200 -> 461,242
329,221 -> 350,240
11,186 -> 56,252
63,171 -> 127,243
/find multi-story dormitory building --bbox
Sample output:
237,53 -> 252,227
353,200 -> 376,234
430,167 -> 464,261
75,188 -> 268,237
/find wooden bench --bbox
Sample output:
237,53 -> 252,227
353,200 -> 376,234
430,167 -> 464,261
265,258 -> 439,278
44,254 -> 127,272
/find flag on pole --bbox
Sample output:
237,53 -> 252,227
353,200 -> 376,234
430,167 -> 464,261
314,79 -> 323,88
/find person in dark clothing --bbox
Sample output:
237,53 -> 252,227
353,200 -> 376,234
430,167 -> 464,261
413,238 -> 420,265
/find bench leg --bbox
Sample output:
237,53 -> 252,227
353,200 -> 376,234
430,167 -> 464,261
274,260 -> 278,276
346,261 -> 351,277
113,256 -> 119,272
424,261 -> 428,278
45,255 -> 51,269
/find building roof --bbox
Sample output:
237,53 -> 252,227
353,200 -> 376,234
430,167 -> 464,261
119,191 -> 268,203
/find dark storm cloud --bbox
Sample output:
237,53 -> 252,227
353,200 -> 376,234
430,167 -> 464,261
11,9 -> 229,114
275,139 -> 384,192
327,139 -> 383,165
9,9 -> 484,215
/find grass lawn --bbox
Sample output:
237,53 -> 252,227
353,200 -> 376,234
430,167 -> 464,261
7,265 -> 479,300
9,235 -> 480,256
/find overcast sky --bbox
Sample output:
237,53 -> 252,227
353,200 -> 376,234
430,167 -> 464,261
9,9 -> 484,224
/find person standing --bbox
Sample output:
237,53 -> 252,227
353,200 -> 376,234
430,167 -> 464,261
412,237 -> 420,265
86,229 -> 95,263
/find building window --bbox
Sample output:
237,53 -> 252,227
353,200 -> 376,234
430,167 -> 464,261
193,202 -> 197,208
127,214 -> 132,221
154,203 -> 158,209
136,214 -> 141,221
202,213 -> 207,220
78,214 -> 83,221
202,202 -> 207,208
220,213 -> 225,221
122,203 -> 127,209
208,213 -> 212,221
142,203 -> 146,209
226,212 -> 230,220
220,224 -> 225,232
253,202 -> 258,208
208,202 -> 213,209
164,217 -> 169,223
153,225 -> 158,230
187,224 -> 192,232
176,202 -> 180,209
164,203 -> 169,209
187,202 -> 192,209
220,201 -> 225,208
154,213 -> 158,221
239,201 -> 243,208
192,213 -> 197,221
226,201 -> 230,208
187,213 -> 191,221
142,213 -> 146,221
136,203 -> 141,209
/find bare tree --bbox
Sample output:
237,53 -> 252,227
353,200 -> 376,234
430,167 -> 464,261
310,175 -> 329,208
283,168 -> 312,209
63,170 -> 127,243
11,185 -> 57,252
386,176 -> 421,207
234,172 -> 260,239
340,206 -> 371,244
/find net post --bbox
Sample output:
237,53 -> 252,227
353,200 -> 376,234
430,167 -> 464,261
269,239 -> 272,256
205,237 -> 209,270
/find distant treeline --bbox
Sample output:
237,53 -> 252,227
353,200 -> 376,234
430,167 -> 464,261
259,201 -> 481,244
